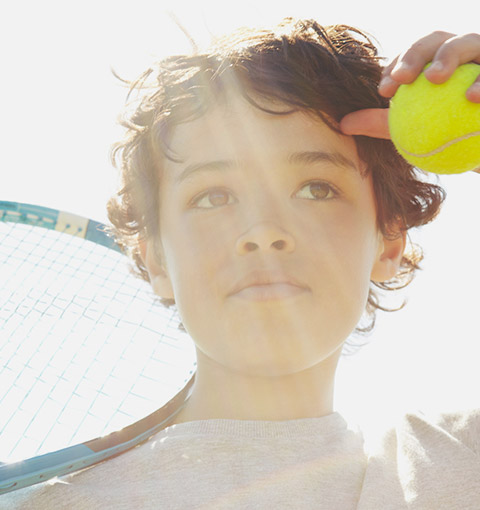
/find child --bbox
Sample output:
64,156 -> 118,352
4,19 -> 480,509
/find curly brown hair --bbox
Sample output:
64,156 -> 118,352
108,18 -> 446,338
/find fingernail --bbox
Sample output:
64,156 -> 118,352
392,61 -> 410,74
468,82 -> 480,101
428,61 -> 444,72
379,76 -> 394,89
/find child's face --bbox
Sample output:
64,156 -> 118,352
148,95 -> 395,376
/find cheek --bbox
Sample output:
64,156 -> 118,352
160,216 -> 231,310
311,204 -> 378,305
168,217 -> 232,267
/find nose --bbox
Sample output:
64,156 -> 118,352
235,222 -> 295,255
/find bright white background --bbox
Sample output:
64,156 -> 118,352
2,0 -> 479,427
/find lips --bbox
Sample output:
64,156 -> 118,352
228,270 -> 309,301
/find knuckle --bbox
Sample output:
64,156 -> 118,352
438,33 -> 480,56
431,30 -> 454,39
409,40 -> 425,51
383,60 -> 397,74
410,31 -> 452,51
464,33 -> 480,46
444,32 -> 480,46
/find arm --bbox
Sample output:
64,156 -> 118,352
340,32 -> 480,142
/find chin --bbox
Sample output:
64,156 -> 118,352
219,347 -> 343,378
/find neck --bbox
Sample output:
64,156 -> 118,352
172,348 -> 341,424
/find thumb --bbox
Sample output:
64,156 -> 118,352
340,108 -> 390,139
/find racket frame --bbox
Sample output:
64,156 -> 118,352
0,201 -> 195,494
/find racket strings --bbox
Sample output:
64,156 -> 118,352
0,220 -> 195,464
3,223 -> 99,337
0,223 -> 117,456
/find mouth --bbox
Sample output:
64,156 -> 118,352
228,271 -> 309,302
231,283 -> 307,301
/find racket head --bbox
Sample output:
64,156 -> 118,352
0,201 -> 196,492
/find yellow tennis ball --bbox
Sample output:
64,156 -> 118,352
389,62 -> 480,174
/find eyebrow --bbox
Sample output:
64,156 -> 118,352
175,160 -> 234,184
175,150 -> 359,184
287,151 -> 359,173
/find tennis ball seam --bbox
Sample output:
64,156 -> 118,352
389,62 -> 480,174
396,130 -> 480,158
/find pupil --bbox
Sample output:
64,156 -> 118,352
209,190 -> 228,206
310,183 -> 328,199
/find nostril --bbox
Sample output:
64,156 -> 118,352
272,240 -> 286,250
235,224 -> 295,255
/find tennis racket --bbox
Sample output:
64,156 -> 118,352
0,201 -> 196,495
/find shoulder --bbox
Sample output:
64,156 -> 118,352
358,408 -> 480,507
397,406 -> 480,455
359,405 -> 480,473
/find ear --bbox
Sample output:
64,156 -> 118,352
139,240 -> 174,300
370,229 -> 406,283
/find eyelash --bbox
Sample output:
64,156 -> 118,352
294,180 -> 340,201
189,188 -> 236,209
189,180 -> 339,209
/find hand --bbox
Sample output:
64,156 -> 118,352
340,32 -> 480,140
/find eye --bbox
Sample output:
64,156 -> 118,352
294,180 -> 339,201
190,188 -> 236,209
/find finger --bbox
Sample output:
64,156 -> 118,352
424,33 -> 480,84
340,109 -> 390,139
389,31 -> 456,84
381,56 -> 399,81
465,74 -> 480,102
378,33 -> 455,97
379,32 -> 480,100
378,57 -> 402,98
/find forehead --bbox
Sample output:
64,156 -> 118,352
163,95 -> 365,176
